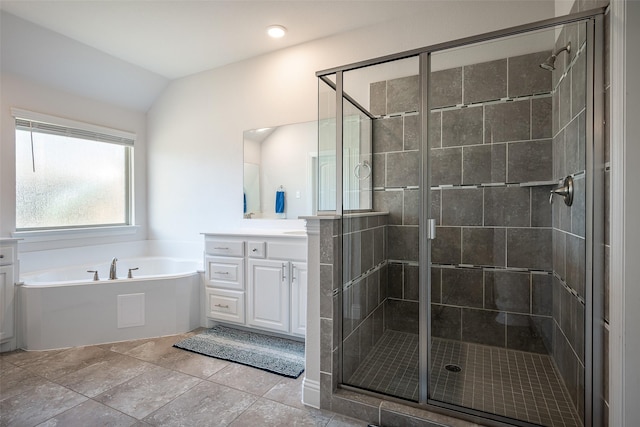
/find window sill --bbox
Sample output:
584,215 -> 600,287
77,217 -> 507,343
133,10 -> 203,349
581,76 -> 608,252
12,225 -> 140,243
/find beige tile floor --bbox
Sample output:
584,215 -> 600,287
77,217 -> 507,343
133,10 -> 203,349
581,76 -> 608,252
0,329 -> 367,427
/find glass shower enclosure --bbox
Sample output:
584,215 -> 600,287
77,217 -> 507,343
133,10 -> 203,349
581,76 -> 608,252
317,9 -> 604,427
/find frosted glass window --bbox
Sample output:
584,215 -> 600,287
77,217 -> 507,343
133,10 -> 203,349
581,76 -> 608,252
15,129 -> 131,229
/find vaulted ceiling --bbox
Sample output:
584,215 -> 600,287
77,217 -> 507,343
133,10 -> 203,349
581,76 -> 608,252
1,1 -> 440,79
0,1 -> 558,111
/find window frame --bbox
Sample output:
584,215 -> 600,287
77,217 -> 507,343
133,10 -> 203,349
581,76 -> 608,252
12,108 -> 136,236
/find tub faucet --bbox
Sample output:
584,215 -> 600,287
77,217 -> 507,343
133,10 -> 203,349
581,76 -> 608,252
109,257 -> 118,280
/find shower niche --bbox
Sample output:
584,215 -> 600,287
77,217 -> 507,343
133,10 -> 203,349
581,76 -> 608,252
316,11 -> 604,427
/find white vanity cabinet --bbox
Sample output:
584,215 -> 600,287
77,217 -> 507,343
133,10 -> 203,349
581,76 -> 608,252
203,232 -> 307,338
0,239 -> 19,350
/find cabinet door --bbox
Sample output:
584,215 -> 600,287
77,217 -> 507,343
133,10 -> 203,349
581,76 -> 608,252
247,259 -> 289,333
290,262 -> 307,337
0,265 -> 15,342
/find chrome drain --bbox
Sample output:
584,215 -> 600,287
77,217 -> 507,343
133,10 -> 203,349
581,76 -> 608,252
445,364 -> 462,373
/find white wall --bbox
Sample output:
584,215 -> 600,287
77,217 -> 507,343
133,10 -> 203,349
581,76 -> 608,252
146,1 -> 556,242
555,0 -> 575,17
0,73 -> 148,251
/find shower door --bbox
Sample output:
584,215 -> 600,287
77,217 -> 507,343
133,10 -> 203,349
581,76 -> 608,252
339,57 -> 422,401
426,18 -> 600,427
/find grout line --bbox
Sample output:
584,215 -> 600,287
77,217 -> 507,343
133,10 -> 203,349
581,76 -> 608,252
530,98 -> 533,141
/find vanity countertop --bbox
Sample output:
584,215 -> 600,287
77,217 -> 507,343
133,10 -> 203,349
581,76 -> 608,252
202,229 -> 307,238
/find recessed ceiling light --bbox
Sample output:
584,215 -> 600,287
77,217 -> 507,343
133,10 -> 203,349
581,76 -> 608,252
267,25 -> 287,38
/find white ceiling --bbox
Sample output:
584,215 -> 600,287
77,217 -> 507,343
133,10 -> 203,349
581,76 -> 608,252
0,0 -> 438,80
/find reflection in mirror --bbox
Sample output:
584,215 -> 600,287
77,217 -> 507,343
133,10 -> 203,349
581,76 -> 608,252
243,121 -> 317,219
317,75 -> 373,213
318,77 -> 337,212
343,102 -> 372,212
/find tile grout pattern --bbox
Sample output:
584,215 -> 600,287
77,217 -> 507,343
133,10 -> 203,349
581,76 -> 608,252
0,329 -> 368,427
346,330 -> 581,427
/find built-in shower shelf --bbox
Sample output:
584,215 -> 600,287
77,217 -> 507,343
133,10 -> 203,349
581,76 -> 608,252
431,180 -> 556,191
374,181 -> 557,192
431,262 -> 553,275
430,91 -> 552,113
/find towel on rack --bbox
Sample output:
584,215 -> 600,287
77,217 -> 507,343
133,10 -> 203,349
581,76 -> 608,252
275,189 -> 285,214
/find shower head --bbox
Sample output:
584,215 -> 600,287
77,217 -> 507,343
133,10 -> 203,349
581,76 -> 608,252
539,57 -> 557,71
540,42 -> 572,71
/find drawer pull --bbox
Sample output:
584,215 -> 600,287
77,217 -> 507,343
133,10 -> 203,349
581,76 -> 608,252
214,247 -> 229,250
214,271 -> 229,275
252,248 -> 258,252
214,304 -> 230,309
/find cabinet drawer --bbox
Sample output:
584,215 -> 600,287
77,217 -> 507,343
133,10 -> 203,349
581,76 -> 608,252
205,240 -> 244,257
0,246 -> 15,266
248,241 -> 266,258
267,242 -> 307,262
205,256 -> 244,290
205,288 -> 244,324
209,262 -> 239,281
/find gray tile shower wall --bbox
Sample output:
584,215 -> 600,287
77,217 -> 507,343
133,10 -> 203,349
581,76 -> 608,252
560,4 -> 611,426
370,51 -> 558,353
431,266 -> 554,354
369,77 -> 423,338
341,214 -> 389,383
424,50 -> 556,354
550,15 -> 601,423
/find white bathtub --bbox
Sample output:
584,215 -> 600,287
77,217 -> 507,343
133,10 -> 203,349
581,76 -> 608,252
19,257 -> 203,350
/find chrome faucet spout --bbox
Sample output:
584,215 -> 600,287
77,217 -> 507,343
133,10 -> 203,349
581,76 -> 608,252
109,257 -> 118,280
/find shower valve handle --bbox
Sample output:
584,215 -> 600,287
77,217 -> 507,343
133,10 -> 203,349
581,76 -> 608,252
549,176 -> 574,206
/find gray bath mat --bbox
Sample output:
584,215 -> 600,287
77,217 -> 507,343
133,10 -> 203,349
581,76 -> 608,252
173,325 -> 305,378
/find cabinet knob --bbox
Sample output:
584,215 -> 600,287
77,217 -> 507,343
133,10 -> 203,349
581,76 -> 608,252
0,254 -> 4,258
252,248 -> 258,252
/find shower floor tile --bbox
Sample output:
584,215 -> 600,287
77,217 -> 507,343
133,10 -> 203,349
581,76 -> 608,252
346,330 -> 581,427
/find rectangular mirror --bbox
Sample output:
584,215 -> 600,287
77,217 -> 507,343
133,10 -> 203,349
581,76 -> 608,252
243,121 -> 317,219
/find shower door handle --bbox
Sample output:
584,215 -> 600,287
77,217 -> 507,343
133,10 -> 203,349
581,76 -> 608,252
427,219 -> 436,240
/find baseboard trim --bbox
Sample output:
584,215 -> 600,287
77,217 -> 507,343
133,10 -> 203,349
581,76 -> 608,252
302,377 -> 321,408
